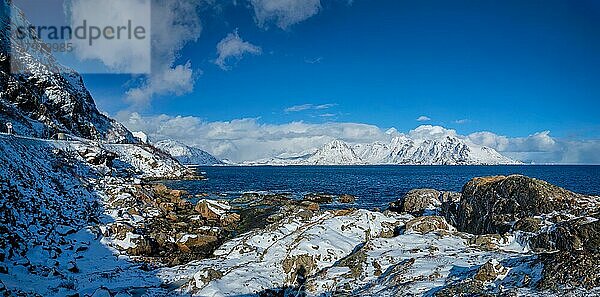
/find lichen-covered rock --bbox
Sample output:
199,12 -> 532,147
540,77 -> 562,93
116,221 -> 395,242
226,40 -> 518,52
388,189 -> 441,215
454,175 -> 599,234
404,216 -> 455,235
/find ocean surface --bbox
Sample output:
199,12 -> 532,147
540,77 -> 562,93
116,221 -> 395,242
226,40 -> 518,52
163,165 -> 600,209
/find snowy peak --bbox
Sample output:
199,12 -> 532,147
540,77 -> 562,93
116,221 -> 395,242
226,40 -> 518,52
304,139 -> 363,165
154,140 -> 223,166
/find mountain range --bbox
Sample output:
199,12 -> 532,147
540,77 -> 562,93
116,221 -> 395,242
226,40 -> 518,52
244,134 -> 519,165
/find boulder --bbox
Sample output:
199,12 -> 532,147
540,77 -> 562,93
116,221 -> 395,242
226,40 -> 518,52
404,216 -> 454,235
221,213 -> 241,226
388,189 -> 441,215
473,259 -> 508,282
195,200 -> 230,221
453,175 -> 598,234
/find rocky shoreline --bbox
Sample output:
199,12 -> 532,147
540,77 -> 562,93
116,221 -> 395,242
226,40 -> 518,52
1,133 -> 599,296
98,173 -> 600,296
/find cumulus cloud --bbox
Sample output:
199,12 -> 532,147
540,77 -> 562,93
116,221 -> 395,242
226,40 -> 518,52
409,125 -> 457,140
284,103 -> 336,113
214,29 -> 262,70
250,0 -> 321,29
124,0 -> 203,108
468,130 -> 556,153
416,116 -> 431,122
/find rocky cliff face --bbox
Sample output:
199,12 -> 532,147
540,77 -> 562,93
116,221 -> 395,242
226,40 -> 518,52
0,1 -> 134,143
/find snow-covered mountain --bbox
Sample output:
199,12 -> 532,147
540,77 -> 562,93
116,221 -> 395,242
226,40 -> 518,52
0,2 -> 134,143
245,133 -> 519,166
154,139 -> 223,165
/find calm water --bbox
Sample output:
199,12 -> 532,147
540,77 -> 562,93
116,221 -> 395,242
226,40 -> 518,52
163,166 -> 600,209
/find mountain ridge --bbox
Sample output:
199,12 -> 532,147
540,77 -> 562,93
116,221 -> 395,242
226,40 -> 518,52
244,134 -> 520,166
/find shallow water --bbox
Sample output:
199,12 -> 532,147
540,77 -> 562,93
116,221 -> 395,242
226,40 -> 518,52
162,165 -> 600,209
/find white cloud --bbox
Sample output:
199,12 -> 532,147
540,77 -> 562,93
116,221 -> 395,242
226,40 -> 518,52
416,116 -> 431,122
409,125 -> 457,140
214,29 -> 262,70
284,103 -> 336,112
124,0 -> 203,108
468,130 -> 556,153
250,0 -> 321,29
454,119 -> 470,124
66,0 -> 151,73
304,56 -> 323,64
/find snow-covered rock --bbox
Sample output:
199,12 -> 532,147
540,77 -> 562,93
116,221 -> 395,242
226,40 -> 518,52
154,139 -> 223,166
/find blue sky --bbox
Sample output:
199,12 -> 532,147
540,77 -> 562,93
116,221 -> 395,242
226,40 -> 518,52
51,0 -> 599,163
81,0 -> 600,140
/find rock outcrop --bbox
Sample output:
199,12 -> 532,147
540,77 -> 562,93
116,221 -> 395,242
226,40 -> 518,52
452,175 -> 599,235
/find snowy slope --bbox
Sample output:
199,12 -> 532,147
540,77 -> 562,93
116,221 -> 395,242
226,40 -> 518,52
303,139 -> 363,165
0,134 -> 188,296
154,139 -> 223,166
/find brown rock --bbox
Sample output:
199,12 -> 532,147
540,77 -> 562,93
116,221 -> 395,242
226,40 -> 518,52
474,259 -> 508,282
338,194 -> 356,204
221,213 -> 241,226
195,200 -> 229,221
405,216 -> 454,235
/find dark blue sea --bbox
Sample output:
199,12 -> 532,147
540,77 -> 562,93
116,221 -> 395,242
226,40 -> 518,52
163,166 -> 600,209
